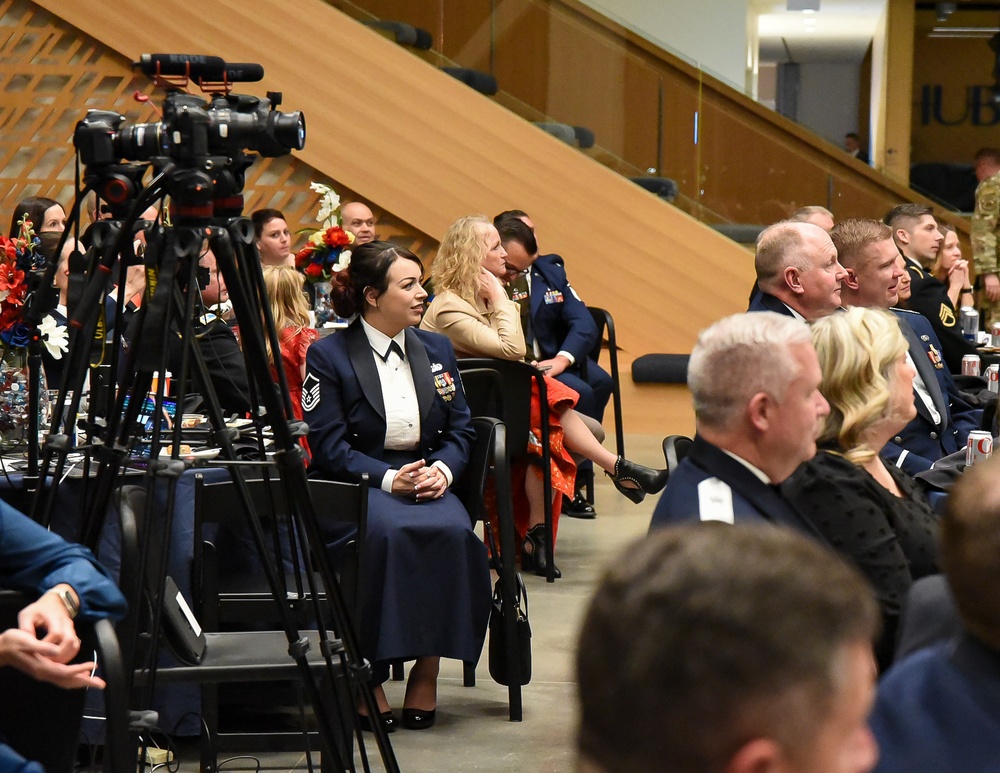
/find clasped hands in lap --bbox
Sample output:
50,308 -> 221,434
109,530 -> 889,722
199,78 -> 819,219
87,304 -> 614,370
391,459 -> 448,501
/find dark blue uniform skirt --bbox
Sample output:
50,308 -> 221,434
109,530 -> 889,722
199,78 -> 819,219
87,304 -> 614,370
325,461 -> 491,684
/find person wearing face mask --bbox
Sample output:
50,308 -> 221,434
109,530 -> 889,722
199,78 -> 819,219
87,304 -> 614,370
783,307 -> 940,670
7,197 -> 65,239
303,241 -> 490,733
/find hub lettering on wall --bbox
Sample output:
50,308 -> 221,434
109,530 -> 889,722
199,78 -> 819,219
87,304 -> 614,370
920,85 -> 1000,127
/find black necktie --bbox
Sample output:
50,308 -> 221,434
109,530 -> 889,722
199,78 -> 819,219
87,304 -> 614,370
378,341 -> 403,362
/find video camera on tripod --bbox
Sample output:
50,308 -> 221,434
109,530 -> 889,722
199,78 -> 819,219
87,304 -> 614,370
72,54 -> 305,220
25,54 -> 401,772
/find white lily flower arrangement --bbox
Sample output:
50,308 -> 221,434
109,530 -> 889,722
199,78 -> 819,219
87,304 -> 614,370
295,182 -> 354,284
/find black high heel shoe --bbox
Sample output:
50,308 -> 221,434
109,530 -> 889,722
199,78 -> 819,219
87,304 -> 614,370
522,524 -> 561,579
401,707 -> 436,730
357,710 -> 396,733
607,457 -> 669,504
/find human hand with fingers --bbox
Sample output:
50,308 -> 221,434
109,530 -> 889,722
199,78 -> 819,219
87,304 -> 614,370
534,355 -> 570,377
391,460 -> 427,498
0,628 -> 104,689
985,273 -> 1000,302
478,267 -> 508,306
947,260 -> 970,292
19,585 -> 80,664
412,464 -> 448,501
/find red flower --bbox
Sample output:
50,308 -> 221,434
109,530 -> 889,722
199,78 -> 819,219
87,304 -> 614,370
303,262 -> 324,279
295,247 -> 313,269
0,264 -> 24,295
322,226 -> 351,248
0,302 -> 21,328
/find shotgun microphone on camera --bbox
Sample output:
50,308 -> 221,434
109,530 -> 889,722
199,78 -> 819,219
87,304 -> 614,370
136,54 -> 265,83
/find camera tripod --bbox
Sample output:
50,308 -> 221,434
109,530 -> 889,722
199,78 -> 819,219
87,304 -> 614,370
23,129 -> 399,773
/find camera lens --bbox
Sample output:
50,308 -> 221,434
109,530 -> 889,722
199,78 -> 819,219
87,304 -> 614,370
118,122 -> 167,160
270,111 -> 305,152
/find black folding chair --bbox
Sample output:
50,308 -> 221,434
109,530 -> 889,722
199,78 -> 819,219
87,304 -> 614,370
457,359 -> 557,582
578,307 -> 625,504
662,435 -> 693,474
453,416 -> 525,720
116,482 -> 366,772
192,475 -> 367,634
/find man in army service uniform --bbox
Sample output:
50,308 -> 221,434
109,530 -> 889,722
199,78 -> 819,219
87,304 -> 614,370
971,147 -> 1000,329
885,203 -> 977,373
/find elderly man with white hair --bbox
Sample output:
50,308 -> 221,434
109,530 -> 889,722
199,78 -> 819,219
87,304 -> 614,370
650,311 -> 830,532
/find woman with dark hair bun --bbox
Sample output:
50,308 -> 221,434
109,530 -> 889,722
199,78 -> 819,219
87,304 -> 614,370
8,196 -> 65,239
304,241 -> 489,733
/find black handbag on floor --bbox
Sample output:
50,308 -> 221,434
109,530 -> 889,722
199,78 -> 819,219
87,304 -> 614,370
488,573 -> 532,686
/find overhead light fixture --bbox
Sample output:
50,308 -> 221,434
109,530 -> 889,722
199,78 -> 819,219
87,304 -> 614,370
936,3 -> 957,22
929,25 -> 999,38
787,0 -> 820,10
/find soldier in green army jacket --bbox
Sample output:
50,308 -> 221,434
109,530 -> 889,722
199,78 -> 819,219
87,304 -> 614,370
972,147 -> 1000,329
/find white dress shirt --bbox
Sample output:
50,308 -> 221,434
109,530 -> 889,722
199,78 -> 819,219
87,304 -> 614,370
359,318 -> 453,492
906,352 -> 941,426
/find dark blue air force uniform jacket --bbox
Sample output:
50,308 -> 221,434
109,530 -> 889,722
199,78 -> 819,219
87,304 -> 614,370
303,320 -> 474,484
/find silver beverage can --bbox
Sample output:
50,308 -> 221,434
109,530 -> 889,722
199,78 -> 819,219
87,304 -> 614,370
989,364 -> 1000,394
962,354 -> 981,376
967,431 -> 994,466
961,307 -> 978,342
993,322 -> 1000,349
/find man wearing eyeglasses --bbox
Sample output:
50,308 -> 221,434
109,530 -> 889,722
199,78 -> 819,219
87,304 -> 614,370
494,210 -> 613,518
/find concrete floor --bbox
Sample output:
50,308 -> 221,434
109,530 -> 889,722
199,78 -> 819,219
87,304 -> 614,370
172,435 -> 664,773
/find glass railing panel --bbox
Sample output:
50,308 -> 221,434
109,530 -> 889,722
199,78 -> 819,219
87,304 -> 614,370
441,0 -> 492,72
658,73 -> 704,207
327,0 -> 964,237
491,0 -> 662,179
568,1 -> 754,99
696,94 -> 833,224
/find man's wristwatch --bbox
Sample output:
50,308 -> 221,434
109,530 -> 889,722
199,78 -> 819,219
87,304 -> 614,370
49,587 -> 80,619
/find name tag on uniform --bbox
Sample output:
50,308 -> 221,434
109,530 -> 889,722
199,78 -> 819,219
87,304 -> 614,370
697,478 -> 735,523
543,289 -> 564,305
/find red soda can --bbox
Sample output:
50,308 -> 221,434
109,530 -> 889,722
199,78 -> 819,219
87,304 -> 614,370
988,364 -> 1000,394
963,354 -> 981,376
967,431 -> 994,466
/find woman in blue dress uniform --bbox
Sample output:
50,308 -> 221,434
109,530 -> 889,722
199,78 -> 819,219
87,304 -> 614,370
303,241 -> 490,732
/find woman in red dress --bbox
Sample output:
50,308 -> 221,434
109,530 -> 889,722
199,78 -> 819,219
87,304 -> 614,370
263,266 -> 319,424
